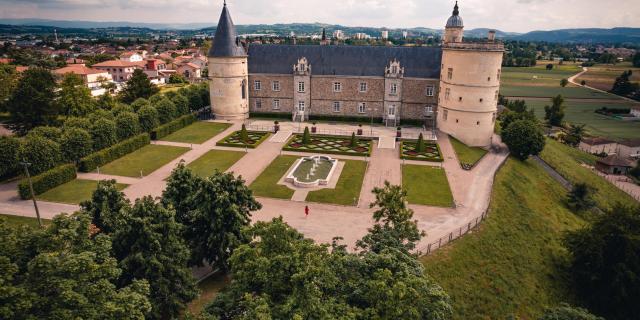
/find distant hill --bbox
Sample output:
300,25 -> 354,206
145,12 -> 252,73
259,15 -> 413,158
510,27 -> 640,43
0,18 -> 212,30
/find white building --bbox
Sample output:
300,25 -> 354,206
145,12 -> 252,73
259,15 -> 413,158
333,30 -> 345,40
381,30 -> 389,40
53,64 -> 114,97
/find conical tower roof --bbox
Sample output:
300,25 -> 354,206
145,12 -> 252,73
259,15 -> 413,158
209,2 -> 246,57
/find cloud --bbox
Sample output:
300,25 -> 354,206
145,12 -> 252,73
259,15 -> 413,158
0,0 -> 638,32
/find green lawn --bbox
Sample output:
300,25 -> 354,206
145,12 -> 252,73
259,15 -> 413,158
306,160 -> 367,206
502,64 -> 582,87
161,122 -> 232,144
523,99 -> 640,140
38,179 -> 128,205
500,85 -> 615,99
449,136 -> 488,168
0,214 -> 50,228
402,165 -> 454,207
249,155 -> 298,199
187,272 -> 231,316
539,139 -> 637,211
421,158 -> 584,320
187,150 -> 246,178
99,145 -> 189,177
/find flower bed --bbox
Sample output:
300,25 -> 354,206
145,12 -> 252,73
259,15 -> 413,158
399,141 -> 443,162
215,130 -> 270,149
283,134 -> 373,156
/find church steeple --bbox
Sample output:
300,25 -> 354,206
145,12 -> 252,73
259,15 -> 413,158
209,1 -> 246,57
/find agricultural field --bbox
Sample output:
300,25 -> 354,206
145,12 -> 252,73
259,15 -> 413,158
421,158 -> 584,320
575,62 -> 640,92
523,99 -> 640,140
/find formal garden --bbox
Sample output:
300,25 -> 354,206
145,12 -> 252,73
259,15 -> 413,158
216,125 -> 270,148
283,128 -> 373,156
187,150 -> 246,177
399,134 -> 443,162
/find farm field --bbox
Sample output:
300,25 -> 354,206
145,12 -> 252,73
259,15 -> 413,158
575,62 -> 640,92
421,158 -> 584,320
522,99 -> 640,140
500,85 -> 615,99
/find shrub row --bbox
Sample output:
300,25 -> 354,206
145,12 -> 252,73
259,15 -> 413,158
249,112 -> 292,120
151,114 -> 197,140
79,134 -> 150,172
308,114 -> 383,124
215,131 -> 271,149
18,163 -> 76,200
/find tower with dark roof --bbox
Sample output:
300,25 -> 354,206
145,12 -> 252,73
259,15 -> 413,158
443,1 -> 464,43
208,1 -> 249,120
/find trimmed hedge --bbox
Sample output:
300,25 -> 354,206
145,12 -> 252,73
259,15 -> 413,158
309,114 -> 383,124
249,112 -> 292,120
18,163 -> 77,200
399,141 -> 444,162
79,134 -> 150,172
215,130 -> 271,149
282,134 -> 374,157
150,114 -> 197,140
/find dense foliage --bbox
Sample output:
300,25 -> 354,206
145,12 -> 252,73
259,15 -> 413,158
17,163 -> 77,199
78,133 -> 150,172
58,73 -> 95,117
544,95 -> 566,126
119,69 -> 160,104
59,127 -> 93,163
502,119 -> 546,160
5,68 -> 60,134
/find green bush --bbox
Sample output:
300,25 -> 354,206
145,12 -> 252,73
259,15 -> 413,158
170,94 -> 189,116
137,105 -> 159,132
131,98 -> 151,112
150,114 -> 197,140
26,126 -> 62,142
0,136 -> 21,177
115,112 -> 141,140
155,98 -> 177,124
63,117 -> 92,131
60,127 -> 93,163
78,134 -> 150,172
90,118 -> 118,150
18,135 -> 62,175
18,163 -> 76,199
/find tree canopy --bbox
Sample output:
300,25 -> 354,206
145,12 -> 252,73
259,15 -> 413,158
119,69 -> 159,104
58,73 -> 95,117
544,95 -> 566,127
5,68 -> 60,134
501,119 -> 546,160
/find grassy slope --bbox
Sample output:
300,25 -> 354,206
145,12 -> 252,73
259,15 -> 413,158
449,136 -> 488,166
187,150 -> 246,178
402,165 -> 454,207
0,214 -> 50,228
523,99 -> 640,140
421,158 -> 584,320
99,145 -> 189,177
540,139 -> 637,210
306,160 -> 367,206
249,155 -> 298,199
38,179 -> 128,205
161,122 -> 232,144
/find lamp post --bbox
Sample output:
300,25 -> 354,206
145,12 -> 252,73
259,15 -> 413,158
19,161 -> 42,227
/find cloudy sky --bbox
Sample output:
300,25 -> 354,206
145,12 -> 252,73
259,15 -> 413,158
1,0 -> 638,32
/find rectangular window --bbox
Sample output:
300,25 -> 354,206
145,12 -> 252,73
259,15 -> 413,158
254,80 -> 261,91
425,85 -> 435,97
359,82 -> 367,92
497,69 -> 501,81
424,105 -> 433,114
447,68 -> 453,80
273,99 -> 280,110
255,99 -> 262,109
333,101 -> 341,112
443,109 -> 448,121
272,81 -> 280,91
495,90 -> 499,101
358,102 -> 366,113
445,88 -> 451,100
298,81 -> 305,93
390,83 -> 398,95
333,82 -> 342,92
298,101 -> 305,111
492,112 -> 497,123
388,105 -> 396,116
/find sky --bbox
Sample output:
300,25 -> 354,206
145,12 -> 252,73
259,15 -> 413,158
0,0 -> 639,33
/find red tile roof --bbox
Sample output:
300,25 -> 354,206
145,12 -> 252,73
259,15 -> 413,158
92,60 -> 145,68
54,65 -> 107,76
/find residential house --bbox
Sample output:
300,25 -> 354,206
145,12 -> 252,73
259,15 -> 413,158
119,51 -> 144,62
617,140 -> 640,159
53,64 -> 113,96
144,59 -> 174,84
92,60 -> 145,82
177,62 -> 202,81
579,137 -> 618,155
595,155 -> 634,175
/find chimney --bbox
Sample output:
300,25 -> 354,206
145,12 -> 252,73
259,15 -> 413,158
488,30 -> 496,42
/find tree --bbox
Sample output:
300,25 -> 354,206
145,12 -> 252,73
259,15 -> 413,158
63,116 -> 92,131
90,118 -> 117,150
155,97 -> 177,124
137,105 -> 159,132
60,127 -> 93,163
111,103 -> 134,116
563,124 -> 585,147
539,303 -> 604,320
0,64 -> 18,112
633,52 -> 640,68
302,126 -> 311,145
97,75 -> 117,94
0,136 -> 20,177
416,132 -> 425,152
169,73 -> 188,84
87,108 -> 115,122
560,78 -> 569,87
26,126 -> 62,142
130,97 -> 151,112
115,112 -> 140,140
563,205 -> 640,320
611,70 -> 637,96
502,119 -> 546,160
118,69 -> 159,104
163,164 -> 261,269
170,93 -> 190,116
0,213 -> 152,319
80,180 -> 130,234
58,73 -> 95,117
546,63 -> 553,70
544,95 -> 566,126
5,68 -> 60,134
240,124 -> 250,143
96,93 -> 117,110
566,183 -> 596,211
350,132 -> 358,148
18,135 -> 61,175
111,196 -> 198,319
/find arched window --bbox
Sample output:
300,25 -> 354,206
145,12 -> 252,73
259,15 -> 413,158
241,80 -> 246,99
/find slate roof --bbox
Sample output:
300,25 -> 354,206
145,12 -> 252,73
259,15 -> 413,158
446,2 -> 464,28
247,44 -> 442,78
209,3 -> 246,57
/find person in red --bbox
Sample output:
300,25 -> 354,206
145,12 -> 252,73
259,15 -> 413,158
304,205 -> 309,217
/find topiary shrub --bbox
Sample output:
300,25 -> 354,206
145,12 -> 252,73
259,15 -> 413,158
18,135 -> 62,175
130,98 -> 151,112
26,126 -> 62,142
137,105 -> 159,132
60,127 -> 93,163
240,124 -> 250,143
416,133 -> 425,153
63,117 -> 92,131
350,132 -> 358,148
17,163 -> 76,199
78,134 -> 150,172
115,112 -> 141,140
0,136 -> 21,177
155,98 -> 177,124
90,118 -> 118,150
302,127 -> 311,145
111,103 -> 134,116
170,94 -> 190,116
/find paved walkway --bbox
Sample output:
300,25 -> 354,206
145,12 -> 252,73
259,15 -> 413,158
377,136 -> 396,149
1,119 -> 509,254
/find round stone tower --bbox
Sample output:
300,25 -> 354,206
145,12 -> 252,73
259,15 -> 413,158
208,2 -> 249,120
437,2 -> 504,147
